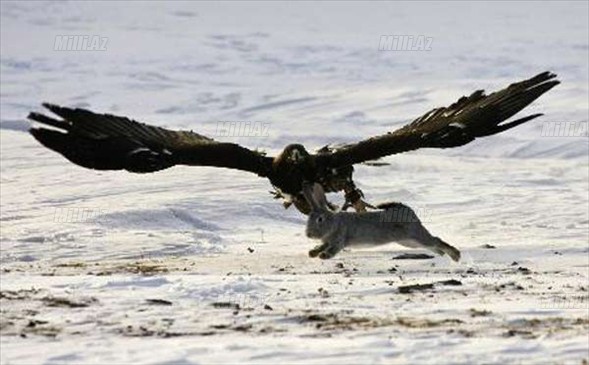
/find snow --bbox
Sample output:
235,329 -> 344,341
1,1 -> 588,364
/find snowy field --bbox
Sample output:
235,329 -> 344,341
1,1 -> 588,364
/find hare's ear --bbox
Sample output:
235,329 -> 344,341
311,183 -> 329,211
302,182 -> 328,211
302,182 -> 322,211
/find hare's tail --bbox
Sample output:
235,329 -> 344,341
434,237 -> 461,262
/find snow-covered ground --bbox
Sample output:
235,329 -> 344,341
1,1 -> 588,364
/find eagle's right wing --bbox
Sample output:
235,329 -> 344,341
317,72 -> 559,168
28,103 -> 274,176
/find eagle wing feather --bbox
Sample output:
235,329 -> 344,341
319,72 -> 559,168
28,103 -> 273,176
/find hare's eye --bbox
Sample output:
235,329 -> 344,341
317,216 -> 324,223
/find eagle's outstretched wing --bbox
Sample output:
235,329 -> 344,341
28,103 -> 273,176
318,72 -> 559,168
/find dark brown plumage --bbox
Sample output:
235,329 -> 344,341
28,72 -> 560,214
29,103 -> 274,175
315,71 -> 559,168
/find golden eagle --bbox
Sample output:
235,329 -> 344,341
28,72 -> 559,214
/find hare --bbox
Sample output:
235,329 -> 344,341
302,183 -> 461,261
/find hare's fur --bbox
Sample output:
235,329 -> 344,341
303,183 -> 461,261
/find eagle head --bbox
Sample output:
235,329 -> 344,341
281,144 -> 310,165
270,144 -> 313,196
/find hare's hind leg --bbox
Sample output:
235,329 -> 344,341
408,224 -> 461,262
435,237 -> 461,262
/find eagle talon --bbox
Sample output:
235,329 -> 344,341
351,198 -> 377,212
342,185 -> 377,212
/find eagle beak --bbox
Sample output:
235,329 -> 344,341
289,149 -> 303,164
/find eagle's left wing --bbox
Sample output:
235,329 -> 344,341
317,72 -> 559,168
28,103 -> 274,176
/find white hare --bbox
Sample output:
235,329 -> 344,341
302,183 -> 461,261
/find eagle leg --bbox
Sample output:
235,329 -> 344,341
342,182 -> 376,212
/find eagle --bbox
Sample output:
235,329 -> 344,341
28,72 -> 559,214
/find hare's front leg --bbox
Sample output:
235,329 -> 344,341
317,231 -> 347,260
309,242 -> 328,258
